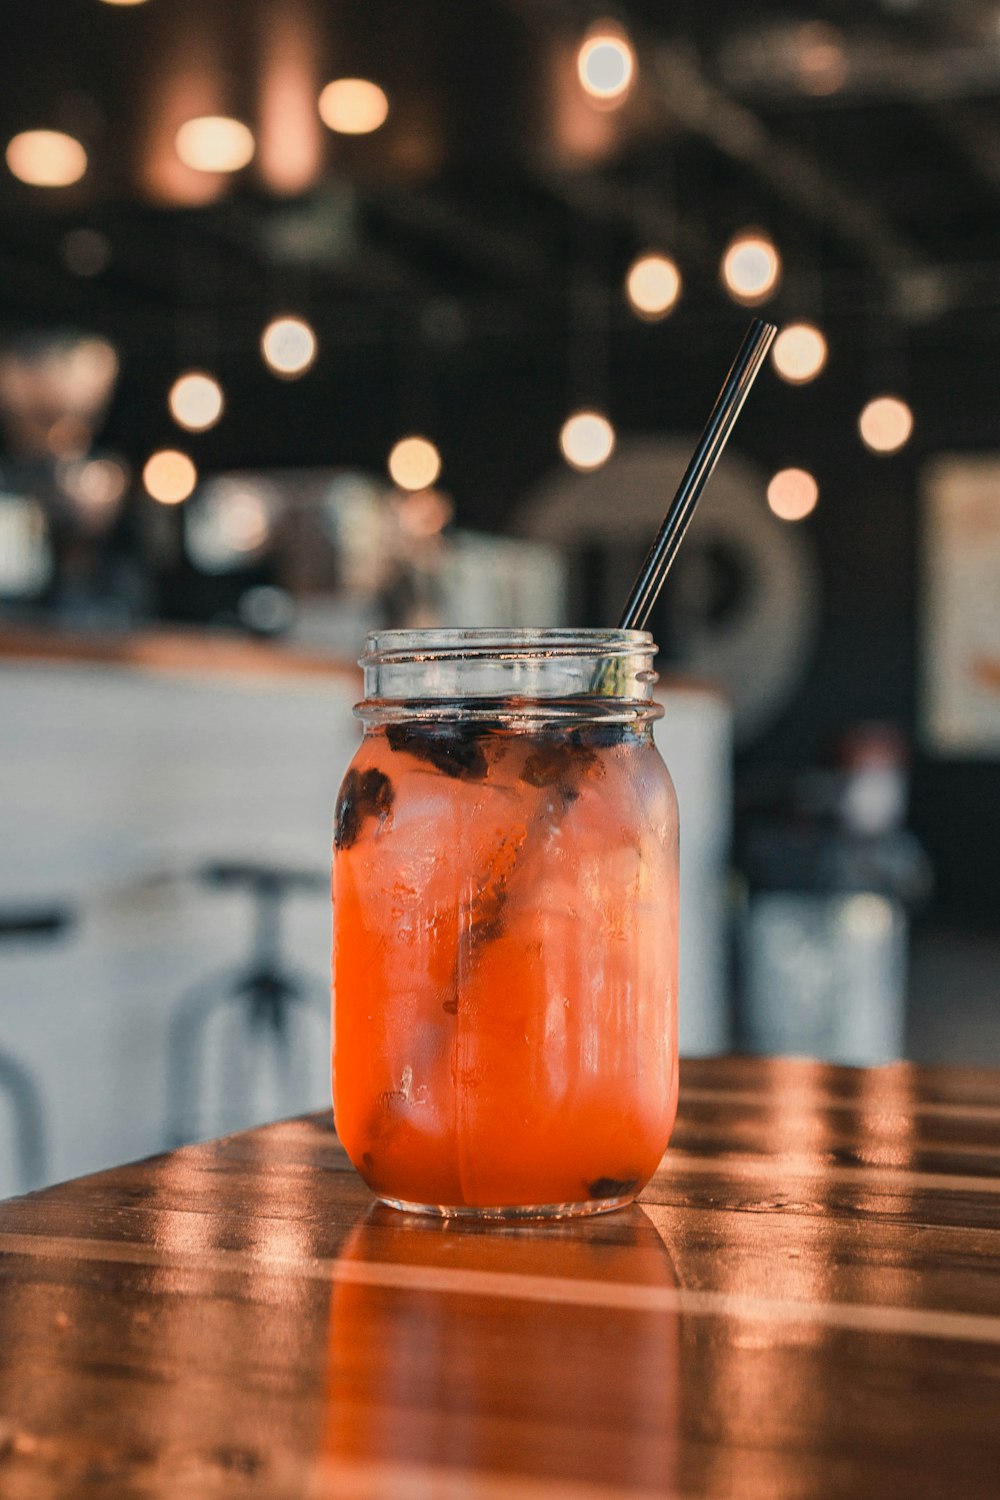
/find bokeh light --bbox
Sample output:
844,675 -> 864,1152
168,372 -> 224,432
394,487 -> 454,539
174,116 -> 255,173
257,5 -> 324,195
577,25 -> 636,105
560,410 -> 616,471
260,316 -> 317,378
238,585 -> 295,635
767,467 -> 819,521
99,0 -> 151,6
388,436 -> 442,492
61,227 -> 112,276
59,457 -> 130,531
721,232 -> 782,305
772,322 -> 828,384
625,253 -> 682,320
858,395 -> 913,454
65,457 -> 129,509
143,449 -> 197,505
186,480 -> 275,572
795,21 -> 850,96
318,78 -> 389,135
6,130 -> 87,187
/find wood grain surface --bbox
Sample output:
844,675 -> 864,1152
1,1056 -> 999,1498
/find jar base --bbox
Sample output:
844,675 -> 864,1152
376,1192 -> 639,1221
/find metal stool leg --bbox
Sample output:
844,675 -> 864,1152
166,863 -> 330,1144
165,966 -> 255,1147
0,1051 -> 47,1192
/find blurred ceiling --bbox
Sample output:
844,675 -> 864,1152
0,0 -> 997,372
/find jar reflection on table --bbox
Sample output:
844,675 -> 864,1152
317,1206 -> 681,1494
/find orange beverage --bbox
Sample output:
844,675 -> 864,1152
332,629 -> 679,1218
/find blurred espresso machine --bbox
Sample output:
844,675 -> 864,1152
0,328 -> 140,623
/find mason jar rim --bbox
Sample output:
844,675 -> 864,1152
361,627 -> 655,666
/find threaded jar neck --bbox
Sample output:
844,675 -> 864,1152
361,629 -> 657,699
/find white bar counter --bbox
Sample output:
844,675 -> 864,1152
0,626 -> 732,1196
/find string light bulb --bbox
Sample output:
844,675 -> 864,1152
721,231 -> 782,305
318,79 -> 389,135
6,130 -> 87,187
175,116 -> 255,173
560,410 -> 616,471
625,253 -> 682,320
143,450 -> 197,505
767,467 -> 819,521
388,436 -> 442,492
261,316 -> 317,378
577,23 -> 636,106
168,372 -> 224,433
772,322 -> 828,384
859,395 -> 913,454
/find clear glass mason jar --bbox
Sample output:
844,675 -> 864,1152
332,629 -> 679,1219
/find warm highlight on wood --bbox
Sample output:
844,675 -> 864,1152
1,1056 -> 999,1497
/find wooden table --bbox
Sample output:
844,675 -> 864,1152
1,1056 -> 999,1498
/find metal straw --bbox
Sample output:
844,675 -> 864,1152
618,317 -> 777,631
